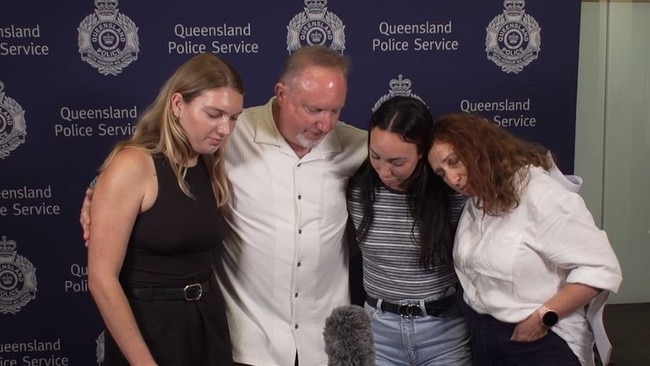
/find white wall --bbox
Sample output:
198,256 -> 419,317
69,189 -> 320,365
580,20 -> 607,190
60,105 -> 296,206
575,1 -> 650,304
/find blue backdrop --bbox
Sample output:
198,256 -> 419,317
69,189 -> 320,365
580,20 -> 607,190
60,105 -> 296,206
1,0 -> 581,364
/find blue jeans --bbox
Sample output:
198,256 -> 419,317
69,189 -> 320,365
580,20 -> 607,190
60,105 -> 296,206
364,300 -> 472,365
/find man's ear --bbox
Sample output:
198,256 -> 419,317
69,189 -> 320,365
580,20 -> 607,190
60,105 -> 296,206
274,82 -> 287,103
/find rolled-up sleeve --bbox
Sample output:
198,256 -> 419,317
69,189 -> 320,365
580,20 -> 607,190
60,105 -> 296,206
533,185 -> 622,293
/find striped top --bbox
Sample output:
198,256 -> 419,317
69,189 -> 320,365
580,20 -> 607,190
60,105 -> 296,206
347,184 -> 466,302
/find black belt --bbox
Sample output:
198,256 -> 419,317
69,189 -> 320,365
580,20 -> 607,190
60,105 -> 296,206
366,293 -> 456,318
124,279 -> 211,301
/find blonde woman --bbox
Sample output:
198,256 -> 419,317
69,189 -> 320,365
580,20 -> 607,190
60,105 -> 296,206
87,54 -> 243,365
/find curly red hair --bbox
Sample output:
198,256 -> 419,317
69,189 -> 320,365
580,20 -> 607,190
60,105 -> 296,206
431,113 -> 551,216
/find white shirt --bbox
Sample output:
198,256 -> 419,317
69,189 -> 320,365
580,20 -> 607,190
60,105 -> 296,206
454,165 -> 622,366
220,98 -> 367,366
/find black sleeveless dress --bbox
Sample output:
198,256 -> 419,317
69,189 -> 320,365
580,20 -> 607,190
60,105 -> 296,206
103,155 -> 233,365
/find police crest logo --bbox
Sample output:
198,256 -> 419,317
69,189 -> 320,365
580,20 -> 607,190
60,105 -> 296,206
286,0 -> 346,53
77,0 -> 140,76
0,235 -> 37,314
0,81 -> 27,160
485,0 -> 541,74
372,74 -> 425,112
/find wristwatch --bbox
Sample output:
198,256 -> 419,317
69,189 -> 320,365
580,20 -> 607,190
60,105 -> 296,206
538,305 -> 559,327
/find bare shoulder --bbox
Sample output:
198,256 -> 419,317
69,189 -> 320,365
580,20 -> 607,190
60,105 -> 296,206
96,148 -> 157,207
102,148 -> 153,184
109,147 -> 152,170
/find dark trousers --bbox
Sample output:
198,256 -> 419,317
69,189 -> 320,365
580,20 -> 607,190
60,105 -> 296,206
460,299 -> 580,366
104,285 -> 233,366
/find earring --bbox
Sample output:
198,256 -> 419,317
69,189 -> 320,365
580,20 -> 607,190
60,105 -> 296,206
173,114 -> 179,123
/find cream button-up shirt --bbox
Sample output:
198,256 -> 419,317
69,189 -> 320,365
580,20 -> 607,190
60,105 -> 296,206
220,98 -> 367,366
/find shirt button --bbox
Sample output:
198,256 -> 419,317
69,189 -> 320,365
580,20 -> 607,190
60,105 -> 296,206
294,292 -> 299,298
297,163 -> 301,167
295,324 -> 299,329
297,262 -> 301,267
298,229 -> 302,234
297,195 -> 302,200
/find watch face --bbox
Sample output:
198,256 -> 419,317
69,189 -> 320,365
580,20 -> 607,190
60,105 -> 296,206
543,311 -> 559,326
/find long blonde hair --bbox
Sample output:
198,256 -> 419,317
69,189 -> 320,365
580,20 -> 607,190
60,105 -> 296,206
99,53 -> 244,206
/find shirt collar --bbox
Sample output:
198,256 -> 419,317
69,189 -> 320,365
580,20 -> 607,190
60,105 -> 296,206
252,97 -> 344,159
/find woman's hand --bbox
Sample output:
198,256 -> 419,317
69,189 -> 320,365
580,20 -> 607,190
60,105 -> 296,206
511,310 -> 548,342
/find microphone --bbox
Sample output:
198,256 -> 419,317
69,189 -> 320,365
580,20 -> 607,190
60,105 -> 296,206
323,304 -> 375,366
